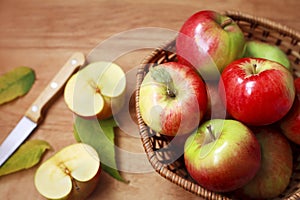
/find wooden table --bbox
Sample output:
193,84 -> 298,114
0,0 -> 299,199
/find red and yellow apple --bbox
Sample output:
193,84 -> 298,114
219,57 -> 295,126
280,77 -> 300,144
138,62 -> 208,136
34,143 -> 101,200
184,119 -> 261,192
176,10 -> 245,80
236,127 -> 293,199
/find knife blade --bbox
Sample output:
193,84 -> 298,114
0,52 -> 85,166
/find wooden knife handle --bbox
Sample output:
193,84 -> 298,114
25,52 -> 86,123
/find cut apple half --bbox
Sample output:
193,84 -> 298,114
34,143 -> 101,200
64,61 -> 126,119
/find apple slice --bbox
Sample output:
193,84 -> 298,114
34,143 -> 101,200
64,61 -> 126,119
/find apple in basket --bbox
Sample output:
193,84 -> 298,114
280,77 -> 300,144
219,57 -> 295,126
243,40 -> 291,70
184,119 -> 261,192
236,127 -> 293,199
64,61 -> 126,119
138,62 -> 208,136
34,143 -> 101,200
176,10 -> 245,80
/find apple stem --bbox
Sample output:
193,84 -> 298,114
252,64 -> 257,74
73,179 -> 80,191
206,125 -> 216,141
150,67 -> 176,98
166,84 -> 176,98
64,167 -> 80,191
221,18 -> 233,29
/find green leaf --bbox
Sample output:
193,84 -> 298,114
74,116 -> 128,183
0,140 -> 51,176
150,66 -> 176,97
150,66 -> 172,84
0,66 -> 35,105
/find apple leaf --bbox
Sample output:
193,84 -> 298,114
74,116 -> 128,183
0,140 -> 51,176
0,66 -> 35,105
150,66 -> 172,84
150,66 -> 176,97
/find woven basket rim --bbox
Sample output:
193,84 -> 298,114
135,10 -> 300,200
223,10 -> 300,40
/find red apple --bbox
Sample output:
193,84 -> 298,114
280,77 -> 300,144
184,119 -> 261,192
236,127 -> 293,199
138,62 -> 208,136
219,57 -> 295,126
176,10 -> 245,80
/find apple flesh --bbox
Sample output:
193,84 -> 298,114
64,61 -> 126,119
139,62 -> 208,136
184,119 -> 261,192
176,10 -> 245,80
243,40 -> 291,70
236,127 -> 293,199
280,77 -> 300,144
34,143 -> 101,200
219,57 -> 295,126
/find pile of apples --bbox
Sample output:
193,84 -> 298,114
139,10 -> 300,199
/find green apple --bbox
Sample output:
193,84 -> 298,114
236,127 -> 293,199
243,40 -> 291,70
184,119 -> 261,192
34,143 -> 101,200
64,61 -> 126,119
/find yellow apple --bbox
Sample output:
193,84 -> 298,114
34,143 -> 101,200
64,61 -> 126,119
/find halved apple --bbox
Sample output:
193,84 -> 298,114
64,61 -> 126,119
34,143 -> 101,200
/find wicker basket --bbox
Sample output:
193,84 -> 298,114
135,11 -> 300,200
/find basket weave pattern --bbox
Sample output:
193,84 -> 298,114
135,11 -> 300,200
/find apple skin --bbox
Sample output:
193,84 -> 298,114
139,62 -> 208,136
236,127 -> 293,199
243,40 -> 291,70
280,77 -> 300,144
219,57 -> 295,126
68,169 -> 101,200
184,119 -> 261,192
176,10 -> 245,80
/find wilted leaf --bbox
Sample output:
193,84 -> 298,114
0,140 -> 51,176
74,116 -> 128,183
0,66 -> 35,105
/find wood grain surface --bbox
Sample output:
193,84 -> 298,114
0,0 -> 299,199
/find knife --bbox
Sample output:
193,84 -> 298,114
0,52 -> 86,166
